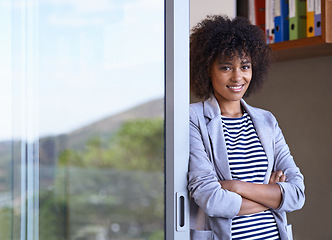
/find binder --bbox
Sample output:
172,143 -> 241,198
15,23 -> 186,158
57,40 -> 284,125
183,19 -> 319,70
289,0 -> 306,40
255,0 -> 266,33
274,0 -> 289,42
314,0 -> 322,36
306,0 -> 315,37
327,0 -> 332,42
265,0 -> 276,44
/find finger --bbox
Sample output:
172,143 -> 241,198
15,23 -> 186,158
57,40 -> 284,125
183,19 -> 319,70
269,172 -> 277,184
274,171 -> 283,182
279,174 -> 286,182
270,170 -> 284,184
270,172 -> 279,183
276,170 -> 284,178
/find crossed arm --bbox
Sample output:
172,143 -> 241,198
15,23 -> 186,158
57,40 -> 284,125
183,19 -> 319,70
219,170 -> 286,216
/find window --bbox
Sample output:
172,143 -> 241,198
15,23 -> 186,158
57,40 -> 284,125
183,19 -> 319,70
0,0 -> 190,239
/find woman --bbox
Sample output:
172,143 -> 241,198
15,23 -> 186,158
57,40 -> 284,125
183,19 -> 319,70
188,15 -> 305,240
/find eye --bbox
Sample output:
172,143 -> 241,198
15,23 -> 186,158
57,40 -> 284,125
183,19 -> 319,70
219,66 -> 231,71
242,65 -> 251,70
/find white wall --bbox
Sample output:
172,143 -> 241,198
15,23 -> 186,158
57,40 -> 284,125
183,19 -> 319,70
190,0 -> 236,29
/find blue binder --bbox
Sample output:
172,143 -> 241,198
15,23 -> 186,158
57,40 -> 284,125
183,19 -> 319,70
274,0 -> 289,42
314,0 -> 322,36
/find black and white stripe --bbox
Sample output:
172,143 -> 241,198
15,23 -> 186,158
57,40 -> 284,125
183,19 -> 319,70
221,112 -> 280,240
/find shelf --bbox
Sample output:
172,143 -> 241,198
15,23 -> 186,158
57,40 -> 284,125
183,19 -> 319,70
270,36 -> 332,62
269,0 -> 332,62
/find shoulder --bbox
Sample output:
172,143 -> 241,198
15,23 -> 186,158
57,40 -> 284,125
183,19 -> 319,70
242,100 -> 278,126
189,102 -> 203,118
190,102 -> 203,111
247,104 -> 274,118
190,102 -> 208,129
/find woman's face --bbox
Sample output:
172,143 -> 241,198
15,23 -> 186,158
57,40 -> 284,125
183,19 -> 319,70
210,55 -> 252,104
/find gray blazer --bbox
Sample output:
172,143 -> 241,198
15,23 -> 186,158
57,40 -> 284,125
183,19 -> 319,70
188,96 -> 305,240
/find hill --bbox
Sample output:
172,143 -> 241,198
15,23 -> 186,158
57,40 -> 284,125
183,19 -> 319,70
0,98 -> 164,166
67,98 -> 164,149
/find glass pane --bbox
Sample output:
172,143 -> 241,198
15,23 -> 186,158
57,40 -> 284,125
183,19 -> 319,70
0,1 -> 13,239
38,1 -> 164,239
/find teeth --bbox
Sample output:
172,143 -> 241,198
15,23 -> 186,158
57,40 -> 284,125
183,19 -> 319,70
228,85 -> 242,89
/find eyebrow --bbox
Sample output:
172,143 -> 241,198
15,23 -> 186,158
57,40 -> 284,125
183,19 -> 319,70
217,60 -> 252,65
218,62 -> 232,65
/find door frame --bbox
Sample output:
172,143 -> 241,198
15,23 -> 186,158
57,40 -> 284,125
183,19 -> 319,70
165,0 -> 190,239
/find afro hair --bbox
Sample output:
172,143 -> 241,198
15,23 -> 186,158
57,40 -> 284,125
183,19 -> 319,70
190,15 -> 272,100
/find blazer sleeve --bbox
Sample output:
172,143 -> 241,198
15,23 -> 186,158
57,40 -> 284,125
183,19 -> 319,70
272,116 -> 305,213
187,106 -> 242,219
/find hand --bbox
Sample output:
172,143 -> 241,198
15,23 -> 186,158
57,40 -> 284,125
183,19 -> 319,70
218,180 -> 239,192
269,170 -> 286,184
220,177 -> 283,210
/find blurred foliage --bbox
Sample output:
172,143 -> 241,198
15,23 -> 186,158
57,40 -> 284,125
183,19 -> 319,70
0,118 -> 164,239
41,118 -> 165,239
39,191 -> 68,240
58,118 -> 164,171
0,207 -> 11,240
149,230 -> 164,240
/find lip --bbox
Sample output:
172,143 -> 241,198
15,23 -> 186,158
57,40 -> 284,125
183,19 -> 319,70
226,84 -> 245,93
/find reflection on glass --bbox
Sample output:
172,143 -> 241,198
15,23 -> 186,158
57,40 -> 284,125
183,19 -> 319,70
38,0 -> 164,239
0,0 -> 165,239
0,1 -> 13,239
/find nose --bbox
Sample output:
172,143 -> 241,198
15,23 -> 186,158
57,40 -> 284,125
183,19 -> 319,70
231,68 -> 242,82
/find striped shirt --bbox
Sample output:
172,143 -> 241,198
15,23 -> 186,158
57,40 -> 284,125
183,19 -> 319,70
221,112 -> 280,240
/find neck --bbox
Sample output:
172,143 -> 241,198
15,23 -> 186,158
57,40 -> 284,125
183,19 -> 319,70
218,100 -> 243,118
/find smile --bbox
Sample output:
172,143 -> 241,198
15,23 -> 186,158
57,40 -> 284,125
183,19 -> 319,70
227,84 -> 245,92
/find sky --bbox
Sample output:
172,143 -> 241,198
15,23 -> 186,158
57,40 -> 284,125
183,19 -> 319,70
0,0 -> 164,140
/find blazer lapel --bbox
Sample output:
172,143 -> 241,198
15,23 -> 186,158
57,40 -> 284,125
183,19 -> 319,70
203,97 -> 275,182
204,97 -> 232,180
241,99 -> 275,183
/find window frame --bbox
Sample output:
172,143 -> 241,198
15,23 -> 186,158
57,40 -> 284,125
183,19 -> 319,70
165,0 -> 190,239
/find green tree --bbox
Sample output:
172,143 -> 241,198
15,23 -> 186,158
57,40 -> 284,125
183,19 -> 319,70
51,118 -> 164,239
39,191 -> 67,240
107,118 -> 164,171
58,118 -> 164,171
